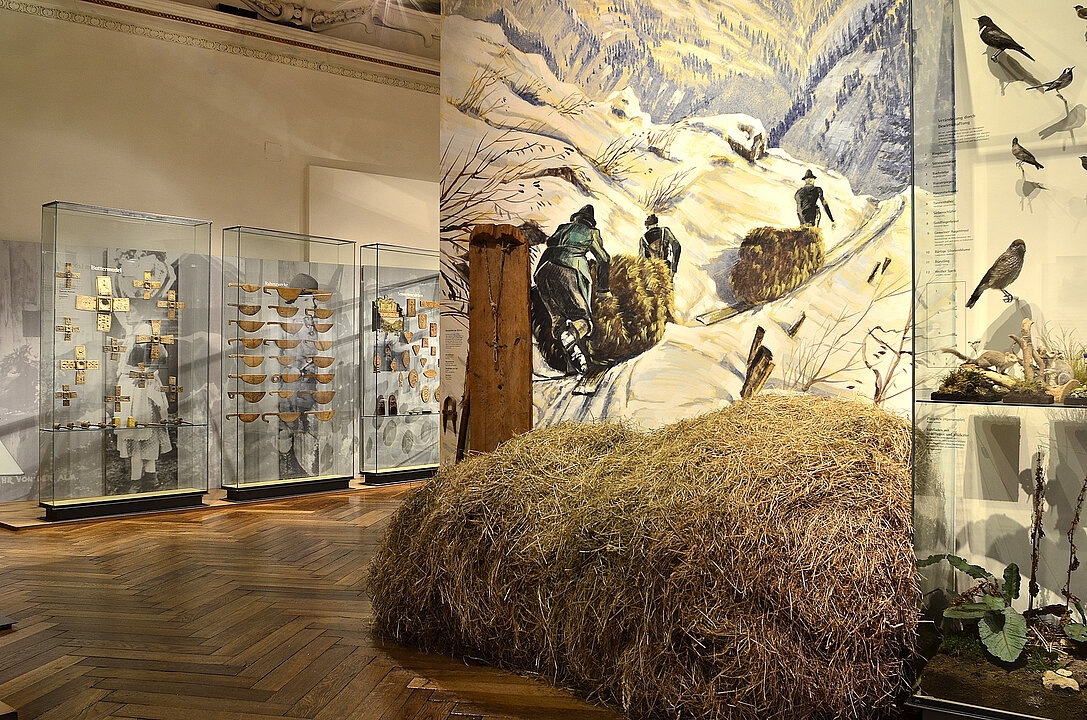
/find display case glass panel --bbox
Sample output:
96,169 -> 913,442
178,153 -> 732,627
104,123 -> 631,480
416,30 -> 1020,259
912,1 -> 1087,716
221,228 -> 358,491
361,244 -> 440,479
39,202 -> 211,512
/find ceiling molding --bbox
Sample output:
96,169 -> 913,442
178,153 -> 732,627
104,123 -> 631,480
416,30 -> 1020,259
1,0 -> 439,93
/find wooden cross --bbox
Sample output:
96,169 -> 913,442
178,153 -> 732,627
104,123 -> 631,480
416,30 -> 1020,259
104,385 -> 131,412
55,384 -> 77,407
135,320 -> 175,360
129,362 -> 156,388
103,337 -> 126,361
54,317 -> 80,342
76,276 -> 130,332
59,345 -> 100,385
157,290 -> 185,320
161,376 -> 183,401
133,270 -> 162,300
55,263 -> 80,289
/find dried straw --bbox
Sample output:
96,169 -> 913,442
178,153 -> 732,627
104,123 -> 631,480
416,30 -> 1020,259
368,394 -> 917,720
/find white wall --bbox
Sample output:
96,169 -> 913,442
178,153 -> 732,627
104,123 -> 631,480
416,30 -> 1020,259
0,0 -> 439,246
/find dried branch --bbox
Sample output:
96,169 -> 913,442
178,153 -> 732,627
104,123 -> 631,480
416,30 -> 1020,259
1029,453 -> 1046,613
590,135 -> 642,180
641,168 -> 698,214
1065,475 -> 1087,614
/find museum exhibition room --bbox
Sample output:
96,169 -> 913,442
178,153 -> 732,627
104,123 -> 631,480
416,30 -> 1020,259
1,0 -> 1086,718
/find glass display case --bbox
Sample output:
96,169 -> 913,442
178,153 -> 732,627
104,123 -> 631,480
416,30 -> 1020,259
40,202 -> 211,520
912,1 -> 1087,717
221,227 -> 357,500
361,244 -> 440,483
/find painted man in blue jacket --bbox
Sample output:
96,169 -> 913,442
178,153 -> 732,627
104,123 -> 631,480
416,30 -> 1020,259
534,204 -> 611,375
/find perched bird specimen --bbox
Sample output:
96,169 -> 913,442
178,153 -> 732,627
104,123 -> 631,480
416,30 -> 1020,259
966,239 -> 1027,308
1028,67 -> 1075,99
1080,155 -> 1087,171
977,15 -> 1035,61
1077,5 -> 1087,20
1012,137 -> 1044,169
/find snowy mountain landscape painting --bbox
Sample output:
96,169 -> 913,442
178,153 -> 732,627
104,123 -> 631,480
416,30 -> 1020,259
439,0 -> 912,444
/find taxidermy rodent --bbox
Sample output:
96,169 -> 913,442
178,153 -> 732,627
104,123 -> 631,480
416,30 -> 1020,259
942,348 -> 1019,373
1038,347 -> 1074,386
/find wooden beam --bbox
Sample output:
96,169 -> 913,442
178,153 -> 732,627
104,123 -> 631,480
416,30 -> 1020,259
467,224 -> 532,454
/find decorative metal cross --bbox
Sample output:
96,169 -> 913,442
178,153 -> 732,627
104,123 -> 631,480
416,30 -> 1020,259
54,317 -> 80,342
133,270 -> 162,300
135,320 -> 174,360
157,290 -> 185,320
161,376 -> 183,401
129,362 -> 156,389
103,337 -> 126,361
76,276 -> 130,332
55,384 -> 77,407
104,385 -> 131,412
55,263 -> 81,289
59,345 -> 100,385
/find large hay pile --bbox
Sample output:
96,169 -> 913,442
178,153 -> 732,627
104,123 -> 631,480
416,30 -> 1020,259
533,254 -> 674,373
730,226 -> 825,305
368,394 -> 916,720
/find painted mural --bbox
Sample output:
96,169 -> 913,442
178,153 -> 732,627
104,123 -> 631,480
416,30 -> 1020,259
439,0 -> 912,455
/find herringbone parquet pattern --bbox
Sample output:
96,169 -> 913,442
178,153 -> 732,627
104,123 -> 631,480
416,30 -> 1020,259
0,486 -> 621,720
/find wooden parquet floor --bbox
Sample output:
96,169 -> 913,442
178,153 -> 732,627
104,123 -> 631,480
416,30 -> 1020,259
0,486 -> 622,720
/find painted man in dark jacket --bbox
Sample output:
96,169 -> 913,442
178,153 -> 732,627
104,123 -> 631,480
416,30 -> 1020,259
534,204 -> 610,374
640,214 -> 681,276
794,169 -> 835,228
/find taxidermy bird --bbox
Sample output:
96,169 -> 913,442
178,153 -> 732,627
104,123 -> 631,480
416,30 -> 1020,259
1028,67 -> 1075,99
1077,5 -> 1087,20
977,16 -> 1035,60
1080,155 -> 1087,171
966,239 -> 1027,308
1012,137 -> 1044,169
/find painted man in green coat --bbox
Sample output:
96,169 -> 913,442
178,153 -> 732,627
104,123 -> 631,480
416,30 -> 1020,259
534,204 -> 611,375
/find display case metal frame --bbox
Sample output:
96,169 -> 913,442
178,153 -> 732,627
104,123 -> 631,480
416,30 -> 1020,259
360,243 -> 440,485
220,226 -> 358,501
39,202 -> 212,521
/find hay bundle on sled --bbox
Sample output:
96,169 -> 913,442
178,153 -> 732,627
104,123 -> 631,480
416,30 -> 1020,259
368,394 -> 917,720
731,226 -> 825,305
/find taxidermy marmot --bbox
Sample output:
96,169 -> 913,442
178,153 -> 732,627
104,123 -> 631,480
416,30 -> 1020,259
942,348 -> 1019,373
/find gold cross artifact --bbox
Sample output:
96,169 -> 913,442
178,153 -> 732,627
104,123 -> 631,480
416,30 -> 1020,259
104,385 -> 131,412
54,317 -> 80,342
161,376 -> 183,401
157,290 -> 185,320
103,337 -> 126,361
55,263 -> 81,289
135,320 -> 174,360
59,345 -> 100,385
76,276 -> 130,332
55,384 -> 77,407
129,362 -> 156,388
133,270 -> 162,300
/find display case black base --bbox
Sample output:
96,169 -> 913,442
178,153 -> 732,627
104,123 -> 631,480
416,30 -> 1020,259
364,466 -> 437,485
0,615 -> 13,631
224,476 -> 351,502
41,491 -> 206,521
909,696 -> 1047,720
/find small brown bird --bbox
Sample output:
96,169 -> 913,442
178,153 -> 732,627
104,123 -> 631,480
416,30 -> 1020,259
966,239 -> 1027,308
977,16 -> 1035,60
1012,137 -> 1044,169
1080,155 -> 1087,170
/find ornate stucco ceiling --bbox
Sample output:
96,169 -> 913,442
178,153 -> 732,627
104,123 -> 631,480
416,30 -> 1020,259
169,0 -> 440,60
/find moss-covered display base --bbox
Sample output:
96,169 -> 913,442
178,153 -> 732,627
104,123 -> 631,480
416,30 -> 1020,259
918,653 -> 1087,720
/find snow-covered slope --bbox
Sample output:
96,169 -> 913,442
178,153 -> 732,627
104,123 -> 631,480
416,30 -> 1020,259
442,15 -> 912,428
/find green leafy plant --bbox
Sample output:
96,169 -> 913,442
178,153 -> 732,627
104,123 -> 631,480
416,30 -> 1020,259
1065,600 -> 1087,643
919,554 -> 1028,663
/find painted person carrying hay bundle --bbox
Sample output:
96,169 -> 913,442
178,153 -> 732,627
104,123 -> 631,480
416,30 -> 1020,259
533,203 -> 675,376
